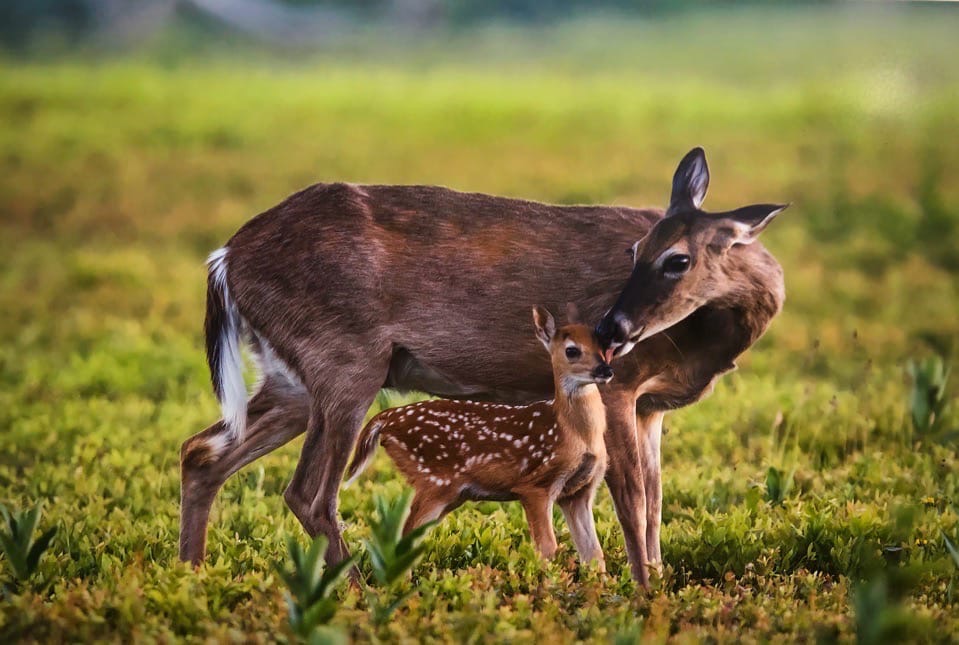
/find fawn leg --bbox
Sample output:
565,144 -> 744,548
558,488 -> 605,572
403,490 -> 457,535
521,496 -> 558,559
637,410 -> 664,573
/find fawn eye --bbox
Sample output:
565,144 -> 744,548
565,346 -> 582,360
662,254 -> 691,276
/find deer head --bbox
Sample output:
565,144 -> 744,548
533,305 -> 613,394
594,147 -> 787,359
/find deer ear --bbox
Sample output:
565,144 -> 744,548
565,302 -> 580,325
710,203 -> 788,249
532,305 -> 556,350
667,147 -> 709,215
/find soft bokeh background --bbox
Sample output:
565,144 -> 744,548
1,1 -> 958,642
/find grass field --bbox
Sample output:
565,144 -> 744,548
2,5 -> 959,642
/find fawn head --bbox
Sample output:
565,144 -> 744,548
533,304 -> 613,394
595,147 -> 788,359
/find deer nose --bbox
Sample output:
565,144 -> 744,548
593,363 -> 614,381
595,312 -> 630,348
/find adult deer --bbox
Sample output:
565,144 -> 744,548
179,147 -> 785,587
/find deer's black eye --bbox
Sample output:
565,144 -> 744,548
662,254 -> 691,276
565,346 -> 582,360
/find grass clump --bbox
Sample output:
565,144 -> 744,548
363,490 -> 435,628
0,502 -> 56,595
275,535 -> 353,644
907,356 -> 953,443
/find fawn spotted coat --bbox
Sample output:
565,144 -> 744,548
346,309 -> 612,567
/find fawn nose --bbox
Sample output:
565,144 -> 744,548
593,362 -> 614,381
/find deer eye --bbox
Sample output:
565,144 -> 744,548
662,254 -> 691,276
565,346 -> 582,360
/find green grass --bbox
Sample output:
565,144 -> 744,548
2,5 -> 959,642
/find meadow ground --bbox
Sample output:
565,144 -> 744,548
2,5 -> 959,642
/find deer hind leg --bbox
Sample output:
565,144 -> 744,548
284,346 -> 392,567
179,376 -> 308,565
637,410 -> 664,573
558,487 -> 605,572
520,495 -> 557,559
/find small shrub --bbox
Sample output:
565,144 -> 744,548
365,490 -> 433,586
943,531 -> 959,602
765,465 -> 794,506
906,356 -> 952,440
274,535 -> 353,644
364,490 -> 435,626
0,502 -> 57,595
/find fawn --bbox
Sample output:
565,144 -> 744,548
346,305 -> 613,569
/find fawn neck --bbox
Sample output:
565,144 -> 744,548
551,375 -> 606,445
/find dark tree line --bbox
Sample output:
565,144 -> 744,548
0,0 -> 833,52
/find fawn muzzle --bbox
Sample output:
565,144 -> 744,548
591,361 -> 614,383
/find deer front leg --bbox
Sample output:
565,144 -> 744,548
603,392 -> 651,588
520,495 -> 558,559
558,488 -> 605,572
637,410 -> 664,573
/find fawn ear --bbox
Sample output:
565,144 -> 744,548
532,305 -> 556,350
565,302 -> 581,325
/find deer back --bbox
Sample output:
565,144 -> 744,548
223,181 -> 782,409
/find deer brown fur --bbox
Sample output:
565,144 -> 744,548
179,147 -> 785,588
345,306 -> 612,568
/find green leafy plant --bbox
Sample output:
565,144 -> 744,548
366,490 -> 433,586
274,535 -> 353,644
906,356 -> 951,439
0,502 -> 57,594
613,623 -> 644,645
852,506 -> 931,644
852,574 -> 912,645
765,410 -> 798,506
943,532 -> 959,569
943,530 -> 959,602
764,465 -> 794,506
364,490 -> 435,625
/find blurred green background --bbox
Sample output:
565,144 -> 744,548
1,1 -> 958,642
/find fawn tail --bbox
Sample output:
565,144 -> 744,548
344,416 -> 385,487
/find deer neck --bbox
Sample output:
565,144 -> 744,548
552,378 -> 606,446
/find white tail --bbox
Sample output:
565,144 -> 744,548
206,248 -> 247,442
